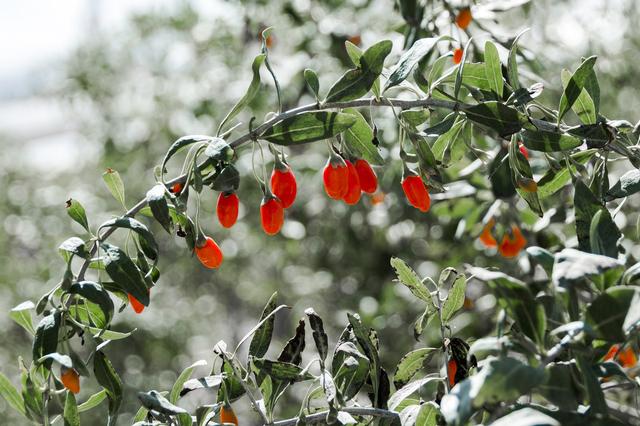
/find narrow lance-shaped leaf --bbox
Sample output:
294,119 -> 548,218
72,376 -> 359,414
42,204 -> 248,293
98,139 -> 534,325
94,351 -> 123,426
464,102 -> 525,137
520,128 -> 582,152
509,136 -> 543,216
304,68 -> 320,100
558,56 -> 598,124
390,257 -> 433,303
589,208 -> 621,258
68,281 -> 115,327
606,169 -> 640,200
454,38 -> 473,100
170,360 -> 207,404
217,54 -> 266,135
384,36 -> 449,91
161,135 -> 211,175
278,319 -> 306,366
507,29 -> 529,91
561,69 -> 596,124
58,237 -> 89,260
249,292 -> 278,358
63,391 -> 80,426
305,308 -> 329,364
33,311 -> 61,369
441,274 -> 466,322
102,168 -> 126,208
10,301 -> 35,335
484,40 -> 503,98
146,184 -> 172,233
0,371 -> 25,416
66,199 -> 90,232
573,178 -> 603,253
342,108 -> 383,165
99,217 -> 158,261
101,243 -> 150,306
393,348 -> 438,388
261,111 -> 357,145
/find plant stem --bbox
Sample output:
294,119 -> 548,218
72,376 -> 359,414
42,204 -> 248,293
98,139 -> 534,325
270,406 -> 400,426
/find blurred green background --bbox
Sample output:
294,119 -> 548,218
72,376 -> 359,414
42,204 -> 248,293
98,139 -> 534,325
1,0 -> 640,424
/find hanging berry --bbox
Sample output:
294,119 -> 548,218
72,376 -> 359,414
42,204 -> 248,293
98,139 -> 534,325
261,193 -> 284,235
217,192 -> 239,228
323,152 -> 349,199
447,359 -> 458,388
401,168 -> 431,212
220,405 -> 239,425
171,182 -> 184,194
518,142 -> 529,159
355,159 -> 378,194
271,160 -> 297,208
498,225 -> 527,258
195,236 -> 224,269
60,367 -> 80,394
478,219 -> 498,248
128,292 -> 146,314
342,159 -> 362,205
604,344 -> 638,368
455,7 -> 473,29
453,48 -> 464,65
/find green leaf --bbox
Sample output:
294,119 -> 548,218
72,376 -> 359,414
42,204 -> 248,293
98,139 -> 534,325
66,199 -> 90,232
33,311 -> 61,369
589,208 -> 621,258
0,371 -> 25,416
261,111 -> 357,145
551,248 -> 623,288
586,287 -> 640,341
624,290 -> 640,334
390,257 -> 432,303
217,53 -> 266,135
393,348 -> 438,388
537,149 -> 596,198
68,281 -> 115,327
574,178 -> 603,252
211,164 -> 240,192
464,102 -> 524,137
432,118 -> 465,165
102,169 -> 126,208
10,301 -> 35,335
305,308 -> 329,364
520,129 -> 582,152
332,342 -> 369,401
161,135 -> 211,174
37,353 -> 72,369
526,246 -> 555,273
58,237 -> 89,260
63,391 -> 80,426
170,359 -> 207,404
325,40 -> 392,102
440,357 -> 546,425
507,29 -> 529,91
484,41 -> 504,98
401,109 -> 430,127
490,147 -> 516,198
249,292 -> 279,358
606,169 -> 640,200
489,408 -> 559,426
561,69 -> 596,124
101,243 -> 149,306
252,359 -> 313,382
146,184 -> 172,233
388,376 -> 441,411
304,68 -> 320,100
278,319 -> 306,366
558,56 -> 598,124
77,390 -> 107,413
138,390 -> 187,415
342,108 -> 383,165
384,36 -> 448,91
539,362 -> 581,410
94,351 -> 123,426
179,375 -> 223,398
204,137 -> 234,162
99,217 -> 158,261
347,313 -> 382,407
468,267 -> 546,346
441,274 -> 466,323
509,136 -> 543,216
415,401 -> 441,426
454,39 -> 472,100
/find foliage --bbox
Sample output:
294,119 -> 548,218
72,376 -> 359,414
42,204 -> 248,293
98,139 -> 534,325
2,0 -> 640,425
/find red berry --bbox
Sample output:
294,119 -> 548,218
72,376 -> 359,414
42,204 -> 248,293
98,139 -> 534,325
195,236 -> 224,269
260,194 -> 284,235
355,159 -> 378,194
518,142 -> 529,159
271,164 -> 297,208
61,367 -> 80,394
342,160 -> 362,205
401,172 -> 431,212
455,7 -> 473,30
128,292 -> 146,314
217,192 -> 239,228
453,48 -> 463,65
171,182 -> 184,194
323,157 -> 349,199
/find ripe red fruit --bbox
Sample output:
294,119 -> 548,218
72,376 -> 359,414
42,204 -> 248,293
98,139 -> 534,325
355,159 -> 378,194
447,359 -> 458,388
61,367 -> 80,394
453,48 -> 463,65
217,192 -> 239,228
323,155 -> 349,199
171,182 -> 184,194
342,160 -> 362,205
518,142 -> 529,159
271,164 -> 297,208
401,171 -> 431,212
195,236 -> 224,269
455,7 -> 473,29
261,194 -> 284,235
220,405 -> 239,425
128,292 -> 146,314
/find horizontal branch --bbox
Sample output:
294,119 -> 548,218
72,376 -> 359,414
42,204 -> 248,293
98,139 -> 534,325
270,406 -> 400,426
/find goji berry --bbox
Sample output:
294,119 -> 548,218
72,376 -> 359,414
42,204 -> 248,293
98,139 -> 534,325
220,405 -> 238,425
355,159 -> 378,194
342,159 -> 362,205
271,163 -> 297,208
195,236 -> 224,269
261,194 -> 284,235
455,7 -> 472,29
498,225 -> 526,258
217,192 -> 239,228
401,170 -> 431,212
61,367 -> 80,394
453,48 -> 464,65
128,292 -> 146,314
479,219 -> 498,248
323,154 -> 349,199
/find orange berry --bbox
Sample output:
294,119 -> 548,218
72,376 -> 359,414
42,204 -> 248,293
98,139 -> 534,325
61,367 -> 80,394
401,171 -> 431,212
220,405 -> 238,425
342,160 -> 362,205
455,7 -> 473,29
323,156 -> 349,199
447,359 -> 458,388
604,344 -> 620,361
617,346 -> 638,368
171,182 -> 184,194
518,142 -> 529,159
479,219 -> 498,248
498,225 -> 527,258
355,159 -> 378,194
260,194 -> 284,235
217,192 -> 239,228
271,164 -> 297,208
195,236 -> 224,269
453,48 -> 464,65
347,35 -> 362,46
369,191 -> 385,205
517,177 -> 538,193
128,292 -> 147,314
